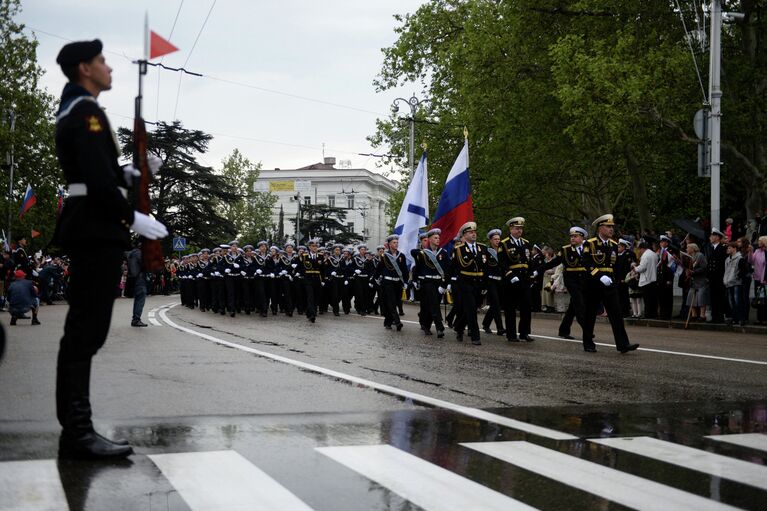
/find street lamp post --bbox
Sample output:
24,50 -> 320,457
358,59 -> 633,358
5,109 -> 16,246
392,94 -> 428,174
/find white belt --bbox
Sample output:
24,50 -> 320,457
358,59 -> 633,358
68,183 -> 128,199
420,275 -> 442,280
488,275 -> 502,281
383,276 -> 401,281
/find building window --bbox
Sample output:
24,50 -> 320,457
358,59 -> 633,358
347,195 -> 355,209
304,196 -> 311,206
327,195 -> 335,208
347,222 -> 354,233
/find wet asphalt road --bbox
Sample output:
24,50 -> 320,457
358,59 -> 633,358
1,295 -> 766,510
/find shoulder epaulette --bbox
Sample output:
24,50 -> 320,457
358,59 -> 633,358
609,239 -> 618,245
562,245 -> 570,251
454,242 -> 465,248
521,238 -> 529,243
587,237 -> 598,243
500,237 -> 510,244
477,242 -> 487,247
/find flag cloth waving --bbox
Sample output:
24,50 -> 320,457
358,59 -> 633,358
432,137 -> 473,248
393,151 -> 429,266
19,184 -> 36,219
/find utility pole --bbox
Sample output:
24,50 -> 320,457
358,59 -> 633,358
708,0 -> 722,231
392,94 -> 428,176
5,109 -> 16,246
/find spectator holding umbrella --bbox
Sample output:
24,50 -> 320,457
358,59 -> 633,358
685,243 -> 709,321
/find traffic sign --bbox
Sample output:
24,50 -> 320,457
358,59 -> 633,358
172,237 -> 187,251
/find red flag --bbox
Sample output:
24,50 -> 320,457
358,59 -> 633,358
150,31 -> 179,59
31,229 -> 40,238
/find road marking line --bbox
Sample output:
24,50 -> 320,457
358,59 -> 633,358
706,433 -> 767,452
158,305 -> 576,440
0,459 -> 68,510
316,444 -> 535,511
148,317 -> 163,327
590,436 -> 767,490
462,441 -> 738,511
361,315 -> 767,366
149,450 -> 313,511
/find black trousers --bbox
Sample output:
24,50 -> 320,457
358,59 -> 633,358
381,281 -> 403,327
657,282 -> 674,319
583,280 -> 630,351
710,279 -> 727,322
419,280 -> 444,331
56,244 -> 123,437
353,277 -> 370,314
341,280 -> 353,313
293,278 -> 305,314
502,279 -> 532,339
280,278 -> 294,314
225,276 -> 240,313
304,278 -> 322,319
454,278 -> 481,341
196,279 -> 211,310
558,281 -> 592,349
211,279 -> 225,312
481,279 -> 504,332
641,282 -> 658,319
328,278 -> 342,314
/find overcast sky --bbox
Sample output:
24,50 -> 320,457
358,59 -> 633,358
19,0 -> 424,178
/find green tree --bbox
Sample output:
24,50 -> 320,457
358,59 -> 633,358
290,203 -> 362,245
118,121 -> 238,252
0,0 -> 61,249
219,149 -> 276,242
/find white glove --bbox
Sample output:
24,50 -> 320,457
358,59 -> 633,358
256,269 -> 262,275
269,273 -> 274,278
321,281 -> 325,287
197,273 -> 203,278
225,268 -> 231,274
403,285 -> 408,292
600,275 -> 612,286
413,281 -> 420,290
344,280 -> 349,286
368,282 -> 374,288
288,276 -> 293,282
481,289 -> 487,295
510,276 -> 520,284
215,271 -> 221,277
446,284 -> 452,293
240,271 -> 246,276
532,271 -> 538,278
331,271 -> 337,277
355,269 -> 361,275
291,263 -> 298,269
130,211 -> 168,240
32,270 -> 39,277
123,164 -> 140,185
233,263 -> 240,269
438,286 -> 445,294
280,270 -> 287,275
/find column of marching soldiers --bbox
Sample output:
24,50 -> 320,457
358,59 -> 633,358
175,213 -> 640,354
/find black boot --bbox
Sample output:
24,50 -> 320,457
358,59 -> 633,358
57,360 -> 133,460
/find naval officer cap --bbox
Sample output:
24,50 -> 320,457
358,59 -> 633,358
243,244 -> 253,250
375,245 -> 385,251
270,245 -> 279,252
297,245 -> 307,251
284,242 -> 295,249
219,244 -> 230,249
200,248 -> 210,253
426,228 -> 441,237
711,227 -> 724,237
356,243 -> 368,250
506,216 -> 525,228
487,228 -> 502,239
386,234 -> 399,242
592,214 -> 615,227
333,243 -> 344,250
660,235 -> 671,243
418,232 -> 428,240
56,39 -> 103,66
569,226 -> 588,237
257,240 -> 268,247
342,247 -> 352,254
459,221 -> 477,236
618,238 -> 632,248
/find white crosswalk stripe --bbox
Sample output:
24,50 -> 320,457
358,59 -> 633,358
591,436 -> 767,491
317,444 -> 537,511
706,432 -> 767,453
148,450 -> 313,511
461,441 -> 740,511
0,459 -> 68,511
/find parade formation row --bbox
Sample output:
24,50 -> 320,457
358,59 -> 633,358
176,214 -> 640,354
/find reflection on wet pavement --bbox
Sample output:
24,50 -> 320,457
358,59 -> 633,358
1,401 -> 765,510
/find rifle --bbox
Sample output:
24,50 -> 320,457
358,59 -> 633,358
133,62 -> 165,272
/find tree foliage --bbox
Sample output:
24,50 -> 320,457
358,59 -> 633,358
219,149 -> 277,243
0,0 -> 61,249
289,203 -> 363,245
119,121 -> 239,252
373,0 -> 765,243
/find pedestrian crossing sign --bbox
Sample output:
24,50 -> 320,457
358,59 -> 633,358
172,237 -> 186,251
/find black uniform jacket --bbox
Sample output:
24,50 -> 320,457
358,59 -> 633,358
54,83 -> 133,249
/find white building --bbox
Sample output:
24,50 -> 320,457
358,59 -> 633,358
255,157 -> 399,245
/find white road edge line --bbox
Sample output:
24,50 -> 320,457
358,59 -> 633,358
361,314 -> 767,366
157,304 -> 576,441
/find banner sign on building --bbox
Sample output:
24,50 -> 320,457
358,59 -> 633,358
269,180 -> 295,192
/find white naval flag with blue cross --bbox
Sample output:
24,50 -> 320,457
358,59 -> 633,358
393,151 -> 429,267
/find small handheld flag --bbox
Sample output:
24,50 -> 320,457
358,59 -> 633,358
19,184 -> 36,219
150,31 -> 179,59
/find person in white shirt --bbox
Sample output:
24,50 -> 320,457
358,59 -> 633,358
631,239 -> 659,319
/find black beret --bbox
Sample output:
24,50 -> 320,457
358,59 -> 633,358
56,39 -> 103,66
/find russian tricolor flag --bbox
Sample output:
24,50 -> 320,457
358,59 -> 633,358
19,184 -> 36,219
432,139 -> 473,248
